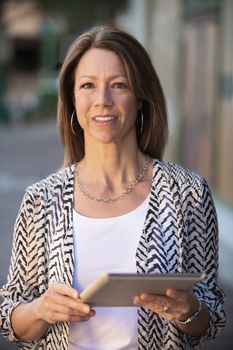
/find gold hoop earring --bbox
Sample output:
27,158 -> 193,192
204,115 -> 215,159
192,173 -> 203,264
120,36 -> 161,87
71,110 -> 77,135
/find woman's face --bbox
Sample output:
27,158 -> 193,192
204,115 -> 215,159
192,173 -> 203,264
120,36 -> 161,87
73,48 -> 141,146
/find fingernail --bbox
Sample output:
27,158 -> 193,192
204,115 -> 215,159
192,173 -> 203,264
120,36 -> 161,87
134,297 -> 142,306
166,289 -> 173,297
83,305 -> 90,313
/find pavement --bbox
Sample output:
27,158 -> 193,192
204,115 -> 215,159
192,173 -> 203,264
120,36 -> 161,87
0,121 -> 232,349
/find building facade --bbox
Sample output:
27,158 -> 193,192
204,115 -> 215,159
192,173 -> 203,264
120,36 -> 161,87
117,0 -> 233,204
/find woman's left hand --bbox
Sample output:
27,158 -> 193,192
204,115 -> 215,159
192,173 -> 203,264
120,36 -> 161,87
134,288 -> 199,322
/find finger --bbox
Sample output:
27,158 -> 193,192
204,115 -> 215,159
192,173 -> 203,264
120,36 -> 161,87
134,293 -> 178,320
72,316 -> 91,322
165,289 -> 199,319
165,288 -> 192,300
165,289 -> 194,311
138,293 -> 158,302
70,309 -> 96,321
47,311 -> 92,324
43,300 -> 91,317
134,293 -> 165,311
49,282 -> 79,299
134,293 -> 164,305
70,308 -> 96,318
43,291 -> 92,315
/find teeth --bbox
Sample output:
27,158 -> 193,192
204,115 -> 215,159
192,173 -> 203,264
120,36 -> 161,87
95,116 -> 115,121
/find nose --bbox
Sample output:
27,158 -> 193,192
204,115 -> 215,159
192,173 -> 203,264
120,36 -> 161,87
95,85 -> 112,107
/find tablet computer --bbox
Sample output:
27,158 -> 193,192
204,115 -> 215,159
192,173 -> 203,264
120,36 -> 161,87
80,272 -> 206,307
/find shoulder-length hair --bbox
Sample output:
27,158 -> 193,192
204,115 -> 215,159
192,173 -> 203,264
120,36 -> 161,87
57,25 -> 168,167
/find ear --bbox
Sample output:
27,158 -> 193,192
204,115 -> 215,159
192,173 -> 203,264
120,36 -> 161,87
137,100 -> 143,110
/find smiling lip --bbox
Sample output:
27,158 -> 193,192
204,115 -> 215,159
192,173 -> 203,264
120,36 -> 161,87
93,115 -> 117,122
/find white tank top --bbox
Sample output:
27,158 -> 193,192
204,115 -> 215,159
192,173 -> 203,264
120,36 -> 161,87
68,196 -> 149,350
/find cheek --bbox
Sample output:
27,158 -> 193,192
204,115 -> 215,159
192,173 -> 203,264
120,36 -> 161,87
117,94 -> 137,110
122,98 -> 139,121
74,96 -> 89,117
74,102 -> 88,128
76,112 -> 88,129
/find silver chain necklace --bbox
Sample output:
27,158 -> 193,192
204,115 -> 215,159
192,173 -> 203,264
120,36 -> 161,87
75,156 -> 151,204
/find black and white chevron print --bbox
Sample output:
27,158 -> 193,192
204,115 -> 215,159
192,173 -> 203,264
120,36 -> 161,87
0,160 -> 225,349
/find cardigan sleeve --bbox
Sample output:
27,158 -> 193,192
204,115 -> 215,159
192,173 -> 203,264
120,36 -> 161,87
186,177 -> 226,348
0,190 -> 40,349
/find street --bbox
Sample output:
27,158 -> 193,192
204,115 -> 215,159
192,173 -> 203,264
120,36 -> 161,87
0,121 -> 232,349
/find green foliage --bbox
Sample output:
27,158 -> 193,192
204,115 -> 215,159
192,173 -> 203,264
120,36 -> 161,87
23,76 -> 58,122
34,0 -> 128,32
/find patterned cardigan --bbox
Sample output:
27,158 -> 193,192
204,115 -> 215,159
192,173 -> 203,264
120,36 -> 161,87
0,160 -> 225,350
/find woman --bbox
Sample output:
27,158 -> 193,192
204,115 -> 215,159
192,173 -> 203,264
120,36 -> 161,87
0,26 -> 225,350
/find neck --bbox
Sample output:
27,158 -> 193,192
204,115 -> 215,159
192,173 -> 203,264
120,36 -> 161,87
76,155 -> 151,204
78,136 -> 145,188
82,152 -> 144,187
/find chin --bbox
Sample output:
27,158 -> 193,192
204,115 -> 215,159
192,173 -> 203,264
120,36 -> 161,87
98,138 -> 118,145
92,133 -> 120,145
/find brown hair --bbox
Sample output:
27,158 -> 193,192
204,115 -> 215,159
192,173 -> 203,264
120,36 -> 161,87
57,25 -> 168,167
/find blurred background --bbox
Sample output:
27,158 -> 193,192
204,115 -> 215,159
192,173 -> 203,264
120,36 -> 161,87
0,0 -> 232,349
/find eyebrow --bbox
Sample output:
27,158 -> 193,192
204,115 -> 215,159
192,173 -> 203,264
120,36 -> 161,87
76,74 -> 127,81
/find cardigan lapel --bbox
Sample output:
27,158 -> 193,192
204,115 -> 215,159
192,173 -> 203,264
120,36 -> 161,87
47,165 -> 75,286
143,160 -> 182,274
146,160 -> 169,274
61,165 -> 75,286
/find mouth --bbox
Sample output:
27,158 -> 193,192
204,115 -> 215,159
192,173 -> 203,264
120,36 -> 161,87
93,115 -> 117,123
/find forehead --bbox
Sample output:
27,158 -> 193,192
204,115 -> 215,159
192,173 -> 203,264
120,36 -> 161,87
75,48 -> 127,77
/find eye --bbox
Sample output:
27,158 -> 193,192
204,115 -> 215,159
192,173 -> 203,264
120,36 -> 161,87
80,82 -> 95,89
112,82 -> 128,89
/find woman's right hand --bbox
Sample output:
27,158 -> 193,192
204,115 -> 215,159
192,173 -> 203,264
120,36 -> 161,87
33,282 -> 95,324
